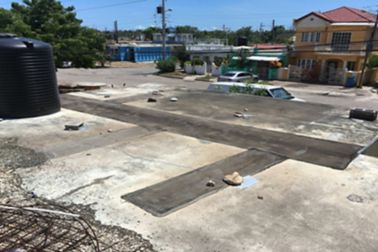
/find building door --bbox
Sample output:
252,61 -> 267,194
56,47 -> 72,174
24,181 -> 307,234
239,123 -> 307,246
257,61 -> 269,79
325,60 -> 344,85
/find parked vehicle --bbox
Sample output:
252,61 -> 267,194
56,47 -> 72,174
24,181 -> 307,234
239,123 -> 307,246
217,71 -> 258,82
207,82 -> 305,102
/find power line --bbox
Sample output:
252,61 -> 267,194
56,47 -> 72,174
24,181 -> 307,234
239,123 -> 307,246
76,0 -> 149,12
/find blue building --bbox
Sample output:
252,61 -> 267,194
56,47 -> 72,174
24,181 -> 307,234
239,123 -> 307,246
107,44 -> 173,62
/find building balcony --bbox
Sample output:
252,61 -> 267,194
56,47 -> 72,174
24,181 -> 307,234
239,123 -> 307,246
290,43 -> 366,56
314,44 -> 366,56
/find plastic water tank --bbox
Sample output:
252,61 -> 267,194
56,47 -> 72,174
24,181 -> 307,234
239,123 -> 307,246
0,33 -> 60,118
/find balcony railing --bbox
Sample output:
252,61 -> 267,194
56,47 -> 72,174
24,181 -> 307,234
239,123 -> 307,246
314,43 -> 366,55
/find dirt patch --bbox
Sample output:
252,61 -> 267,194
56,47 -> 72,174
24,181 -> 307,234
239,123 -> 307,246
158,71 -> 188,79
110,61 -> 155,68
0,138 -> 155,251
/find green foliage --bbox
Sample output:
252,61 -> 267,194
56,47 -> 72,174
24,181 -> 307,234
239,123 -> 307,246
0,0 -> 106,68
173,46 -> 189,68
229,25 -> 294,45
142,26 -> 161,40
107,25 -> 294,47
230,85 -> 241,93
0,8 -> 14,30
175,25 -> 199,34
235,49 -> 249,68
213,57 -> 224,67
368,55 -> 378,68
253,89 -> 269,96
230,84 -> 269,96
156,58 -> 176,73
192,56 -> 204,66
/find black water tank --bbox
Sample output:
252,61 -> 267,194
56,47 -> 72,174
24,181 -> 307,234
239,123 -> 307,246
0,33 -> 60,118
237,37 -> 247,46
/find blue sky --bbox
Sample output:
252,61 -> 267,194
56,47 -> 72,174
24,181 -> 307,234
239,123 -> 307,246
0,0 -> 377,30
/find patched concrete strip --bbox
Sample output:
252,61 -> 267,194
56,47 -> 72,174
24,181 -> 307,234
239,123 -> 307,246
123,149 -> 285,217
361,136 -> 378,158
61,95 -> 361,170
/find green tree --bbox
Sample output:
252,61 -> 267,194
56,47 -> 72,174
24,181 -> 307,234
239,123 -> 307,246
368,55 -> 378,68
0,0 -> 105,68
175,25 -> 199,34
172,45 -> 189,68
0,8 -> 33,36
0,8 -> 13,30
156,58 -> 176,73
142,26 -> 161,40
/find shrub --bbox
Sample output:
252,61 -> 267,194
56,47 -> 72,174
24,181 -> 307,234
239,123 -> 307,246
192,58 -> 204,66
214,57 -> 224,67
368,55 -> 378,68
184,60 -> 192,65
230,85 -> 241,93
169,56 -> 178,63
230,84 -> 269,96
173,46 -> 189,68
156,58 -> 176,73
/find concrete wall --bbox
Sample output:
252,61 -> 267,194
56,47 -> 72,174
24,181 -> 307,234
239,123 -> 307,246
365,68 -> 378,85
189,53 -> 229,62
184,64 -> 193,74
194,63 -> 207,75
211,64 -> 223,77
296,14 -> 329,29
277,68 -> 289,81
294,15 -> 328,48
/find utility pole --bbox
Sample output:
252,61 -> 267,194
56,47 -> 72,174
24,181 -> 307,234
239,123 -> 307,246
223,24 -> 229,46
271,19 -> 276,41
259,23 -> 264,33
114,20 -> 119,43
161,0 -> 167,60
358,10 -> 378,88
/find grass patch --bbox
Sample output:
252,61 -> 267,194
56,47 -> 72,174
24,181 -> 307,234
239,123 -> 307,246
195,75 -> 216,82
158,71 -> 188,79
243,80 -> 271,85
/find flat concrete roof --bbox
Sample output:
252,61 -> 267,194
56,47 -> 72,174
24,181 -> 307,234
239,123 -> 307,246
61,94 -> 362,170
123,90 -> 377,146
2,82 -> 378,251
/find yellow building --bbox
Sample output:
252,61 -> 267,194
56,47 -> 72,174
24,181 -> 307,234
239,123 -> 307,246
290,6 -> 377,84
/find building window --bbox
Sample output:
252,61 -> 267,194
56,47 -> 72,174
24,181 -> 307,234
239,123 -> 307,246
301,32 -> 320,42
347,61 -> 356,71
301,32 -> 309,42
315,32 -> 321,42
298,59 -> 314,69
310,32 -> 316,42
332,32 -> 351,52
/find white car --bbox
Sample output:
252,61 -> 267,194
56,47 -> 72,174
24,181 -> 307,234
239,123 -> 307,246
207,82 -> 305,102
217,71 -> 258,82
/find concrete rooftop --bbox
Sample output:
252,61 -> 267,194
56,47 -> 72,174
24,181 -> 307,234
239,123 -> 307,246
1,67 -> 378,251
